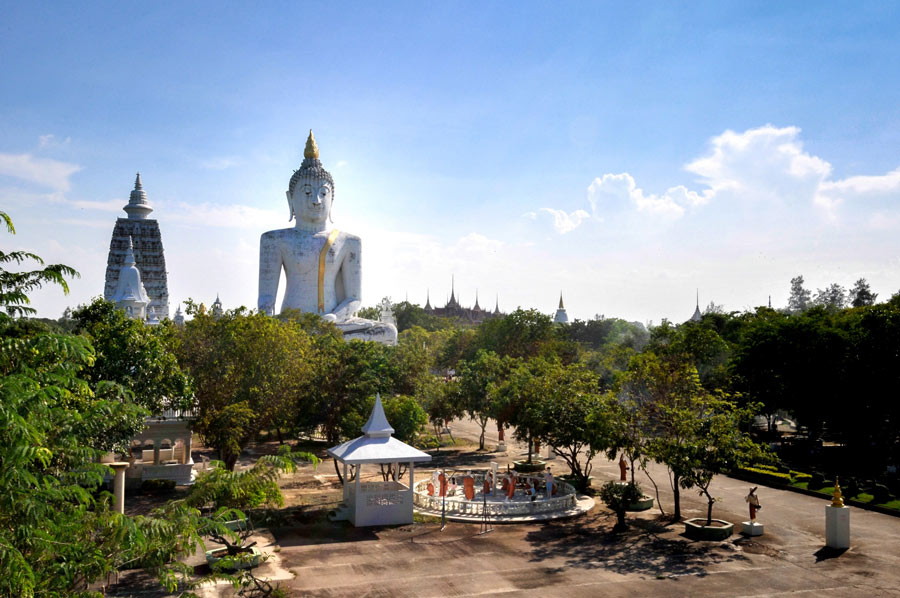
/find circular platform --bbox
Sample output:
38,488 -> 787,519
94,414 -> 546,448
413,471 -> 594,523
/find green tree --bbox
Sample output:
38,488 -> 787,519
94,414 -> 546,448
493,357 -> 555,464
534,364 -> 608,486
178,306 -> 316,467
788,275 -> 812,313
0,210 -> 78,319
457,350 -> 513,450
814,282 -> 847,311
668,395 -> 768,525
72,298 -> 194,415
849,278 -> 877,307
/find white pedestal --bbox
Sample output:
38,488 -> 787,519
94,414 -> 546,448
741,521 -> 764,536
825,505 -> 850,549
496,442 -> 506,452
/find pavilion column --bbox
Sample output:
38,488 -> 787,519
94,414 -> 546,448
409,461 -> 415,492
183,434 -> 193,464
153,440 -> 160,465
354,464 -> 361,505
343,462 -> 349,501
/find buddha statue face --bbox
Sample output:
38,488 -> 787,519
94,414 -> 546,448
287,175 -> 333,226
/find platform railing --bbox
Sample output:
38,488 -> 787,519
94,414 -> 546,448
412,473 -> 577,516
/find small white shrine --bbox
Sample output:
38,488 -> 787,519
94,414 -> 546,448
328,395 -> 432,527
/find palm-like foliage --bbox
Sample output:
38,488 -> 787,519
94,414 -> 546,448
1,210 -> 79,318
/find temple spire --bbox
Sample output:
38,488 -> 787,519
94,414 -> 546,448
768,295 -> 772,308
558,292 -> 565,310
690,289 -> 702,322
474,289 -> 481,311
424,288 -> 432,310
494,294 -> 500,315
123,172 -> 153,219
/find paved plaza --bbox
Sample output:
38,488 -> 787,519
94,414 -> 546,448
113,423 -> 900,597
252,419 -> 900,597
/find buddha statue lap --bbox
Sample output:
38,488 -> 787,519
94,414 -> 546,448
258,131 -> 397,345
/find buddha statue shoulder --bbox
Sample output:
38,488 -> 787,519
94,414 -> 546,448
258,131 -> 397,345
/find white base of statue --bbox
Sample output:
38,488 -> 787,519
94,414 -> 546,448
496,442 -> 506,452
825,505 -> 850,549
741,521 -> 764,536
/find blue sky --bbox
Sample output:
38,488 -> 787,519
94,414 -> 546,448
3,2 -> 900,322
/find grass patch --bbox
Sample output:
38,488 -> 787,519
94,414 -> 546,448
413,512 -> 442,524
876,500 -> 900,510
791,481 -> 809,490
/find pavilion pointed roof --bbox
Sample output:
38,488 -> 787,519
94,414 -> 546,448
327,394 -> 432,465
362,394 -> 394,437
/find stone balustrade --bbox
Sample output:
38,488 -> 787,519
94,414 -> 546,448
413,473 -> 577,517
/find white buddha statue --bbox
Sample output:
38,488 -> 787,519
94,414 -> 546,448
258,131 -> 397,345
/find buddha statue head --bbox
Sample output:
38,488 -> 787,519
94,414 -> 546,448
286,130 -> 335,227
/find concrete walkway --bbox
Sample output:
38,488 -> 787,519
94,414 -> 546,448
264,419 -> 900,597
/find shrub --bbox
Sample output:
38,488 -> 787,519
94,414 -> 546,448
790,471 -> 812,481
141,479 -> 176,494
599,481 -> 642,531
739,467 -> 792,484
752,463 -> 779,472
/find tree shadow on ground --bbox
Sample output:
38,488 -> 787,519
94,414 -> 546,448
525,511 -> 748,577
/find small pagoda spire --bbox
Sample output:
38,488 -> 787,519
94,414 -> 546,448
474,289 -> 481,311
768,295 -> 772,309
123,236 -> 136,266
448,274 -> 457,306
362,393 -> 395,438
304,130 -> 319,159
424,289 -> 432,311
494,294 -> 500,315
558,292 -> 565,310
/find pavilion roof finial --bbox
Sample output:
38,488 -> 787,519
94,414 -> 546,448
362,393 -> 395,438
304,130 -> 319,160
134,172 -> 142,190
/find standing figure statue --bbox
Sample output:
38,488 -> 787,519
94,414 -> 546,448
619,454 -> 629,482
258,131 -> 397,345
746,486 -> 761,522
544,466 -> 554,498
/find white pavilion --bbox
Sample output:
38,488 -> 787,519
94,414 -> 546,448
328,395 -> 432,527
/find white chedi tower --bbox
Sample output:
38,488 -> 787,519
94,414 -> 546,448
111,237 -> 150,321
554,292 -> 569,324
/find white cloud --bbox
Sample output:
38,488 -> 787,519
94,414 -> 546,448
38,134 -> 71,149
588,173 -> 687,218
529,125 -> 900,231
161,201 -> 282,229
538,207 -> 590,233
66,199 -> 124,212
200,157 -> 240,170
0,153 -> 81,191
